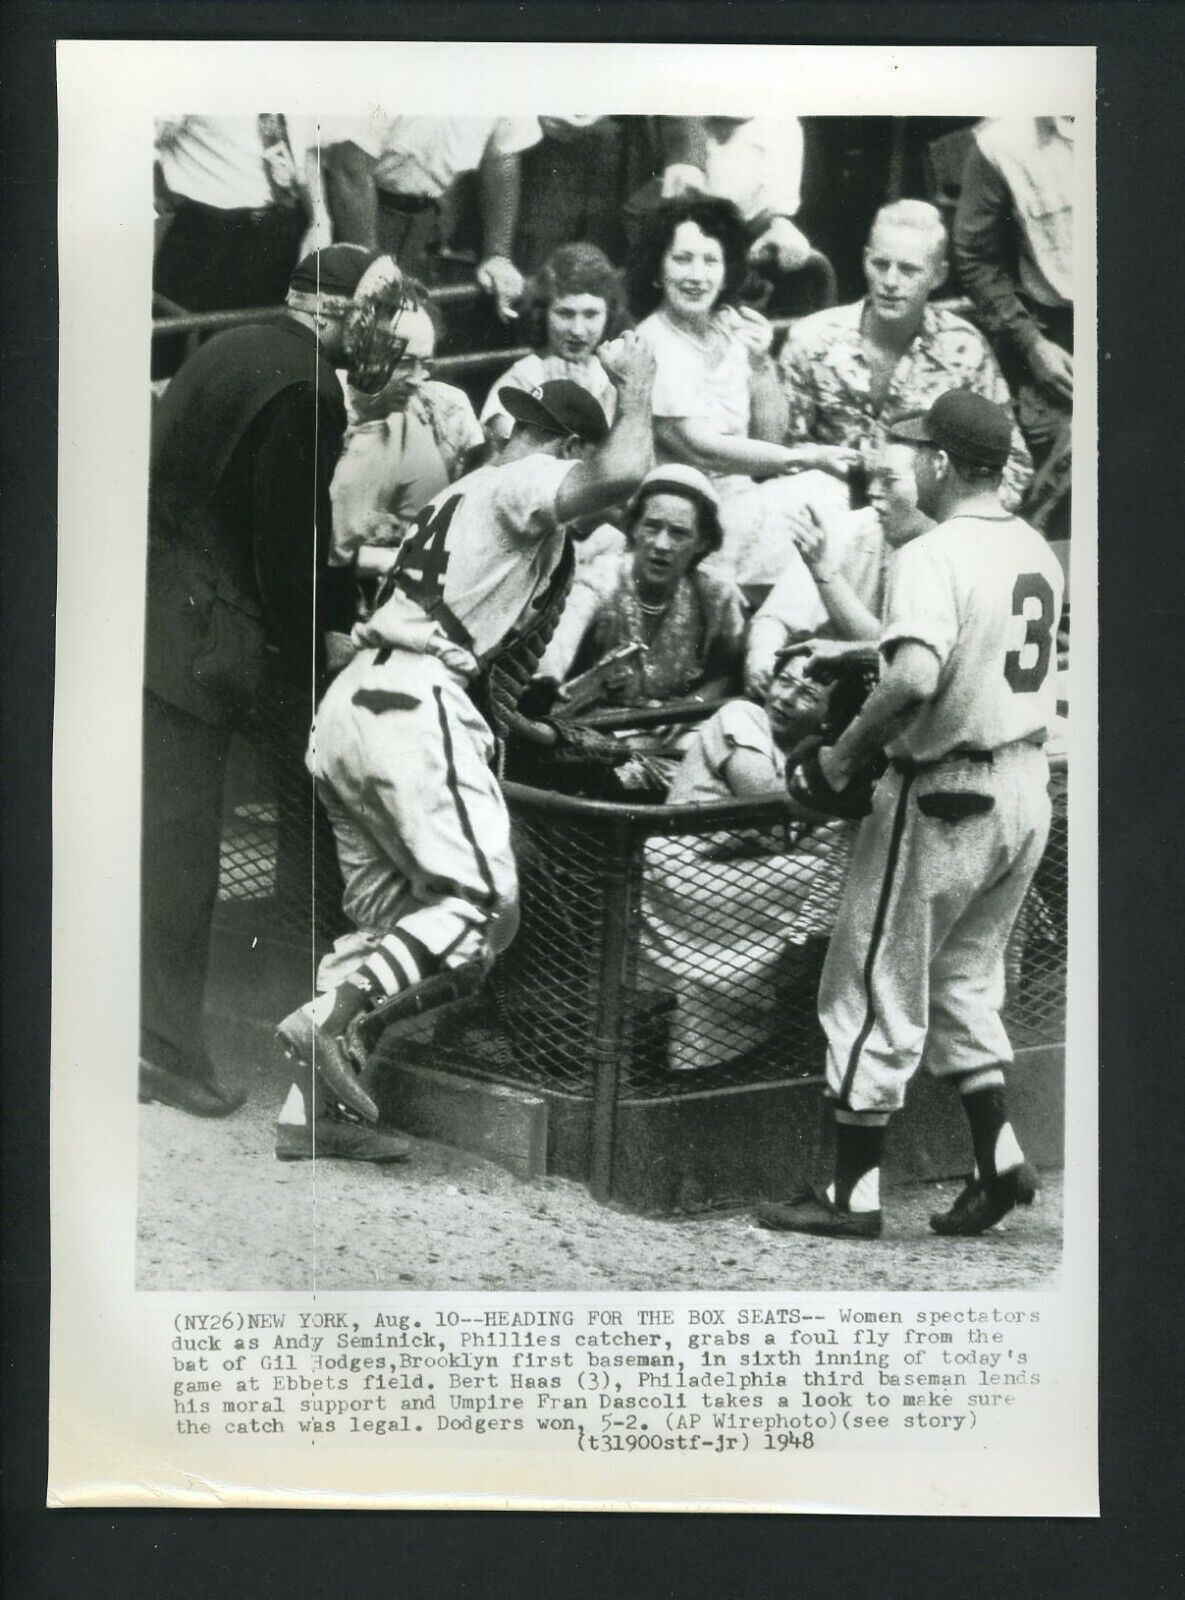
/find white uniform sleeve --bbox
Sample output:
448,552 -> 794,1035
879,536 -> 959,669
492,454 -> 578,544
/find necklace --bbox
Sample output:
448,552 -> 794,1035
638,597 -> 670,616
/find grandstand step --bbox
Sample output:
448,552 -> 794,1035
600,1042 -> 1064,1216
371,1061 -> 549,1182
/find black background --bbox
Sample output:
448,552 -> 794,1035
3,4 -> 1183,1596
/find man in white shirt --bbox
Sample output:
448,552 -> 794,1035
369,116 -> 542,320
661,117 -> 816,310
954,116 -> 1075,535
153,115 -> 315,376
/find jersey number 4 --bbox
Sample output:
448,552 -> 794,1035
393,493 -> 461,605
1004,571 -> 1056,693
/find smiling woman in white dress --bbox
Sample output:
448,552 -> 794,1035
628,196 -> 860,592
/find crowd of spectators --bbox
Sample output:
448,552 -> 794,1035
149,115 -> 1074,779
145,114 -> 1074,1102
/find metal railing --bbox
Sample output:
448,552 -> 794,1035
150,257 -> 848,383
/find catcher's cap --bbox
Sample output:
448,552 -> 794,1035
889,389 -> 1012,469
500,380 -> 609,442
632,462 -> 720,509
287,244 -> 385,312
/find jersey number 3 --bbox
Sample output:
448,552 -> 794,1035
394,494 -> 460,604
1004,571 -> 1056,693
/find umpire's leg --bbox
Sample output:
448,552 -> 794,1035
140,689 -> 233,1089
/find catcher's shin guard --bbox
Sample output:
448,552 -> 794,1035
344,958 -> 489,1065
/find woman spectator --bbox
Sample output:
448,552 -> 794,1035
481,243 -> 629,450
628,197 -> 858,591
537,465 -> 746,788
641,652 -> 857,1072
329,280 -> 484,586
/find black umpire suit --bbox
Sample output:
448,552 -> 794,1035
141,314 -> 354,1115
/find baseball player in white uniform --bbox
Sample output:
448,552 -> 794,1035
275,337 -> 657,1161
758,389 -> 1065,1238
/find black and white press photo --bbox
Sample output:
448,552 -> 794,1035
135,105 -> 1074,1294
50,39 -> 1096,1514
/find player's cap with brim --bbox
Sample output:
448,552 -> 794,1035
888,389 -> 1012,469
500,380 -> 609,442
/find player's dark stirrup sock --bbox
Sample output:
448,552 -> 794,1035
831,1115 -> 888,1213
958,1077 -> 1024,1182
324,930 -> 440,1035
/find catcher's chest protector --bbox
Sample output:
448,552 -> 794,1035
481,538 -> 576,744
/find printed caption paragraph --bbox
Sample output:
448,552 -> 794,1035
169,1304 -> 1043,1453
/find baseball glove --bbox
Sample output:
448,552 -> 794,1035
785,735 -> 878,821
544,718 -> 631,768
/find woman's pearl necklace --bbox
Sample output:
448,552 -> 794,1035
637,596 -> 670,616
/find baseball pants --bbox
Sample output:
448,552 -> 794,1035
819,741 -> 1051,1116
309,648 -> 519,993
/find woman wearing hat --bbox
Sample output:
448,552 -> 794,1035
538,464 -> 747,788
628,197 -> 859,591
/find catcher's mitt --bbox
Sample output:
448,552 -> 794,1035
544,718 -> 631,768
785,735 -> 880,821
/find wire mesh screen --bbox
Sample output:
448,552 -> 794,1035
1003,761 -> 1068,1045
214,734 -> 1069,1101
214,706 -> 347,946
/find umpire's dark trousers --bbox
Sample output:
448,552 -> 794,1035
152,199 -> 307,379
140,685 -> 347,1084
140,689 -> 231,1084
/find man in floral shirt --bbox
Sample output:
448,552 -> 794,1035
778,200 -> 1032,511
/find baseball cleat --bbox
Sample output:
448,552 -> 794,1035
755,1187 -> 883,1240
276,1007 -> 379,1124
929,1162 -> 1039,1236
275,1114 -> 413,1164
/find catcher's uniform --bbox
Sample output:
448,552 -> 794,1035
309,453 -> 575,989
819,512 -> 1064,1114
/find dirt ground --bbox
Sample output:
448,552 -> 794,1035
137,1035 -> 1062,1295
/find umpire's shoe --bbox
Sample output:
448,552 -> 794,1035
275,1110 -> 413,1164
755,1187 -> 883,1240
929,1162 -> 1039,1236
139,1058 -> 246,1118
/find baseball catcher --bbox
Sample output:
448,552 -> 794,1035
274,342 -> 658,1162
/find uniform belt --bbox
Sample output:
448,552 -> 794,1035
892,735 -> 1045,777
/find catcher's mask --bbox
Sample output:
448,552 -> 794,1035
342,256 -> 435,396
